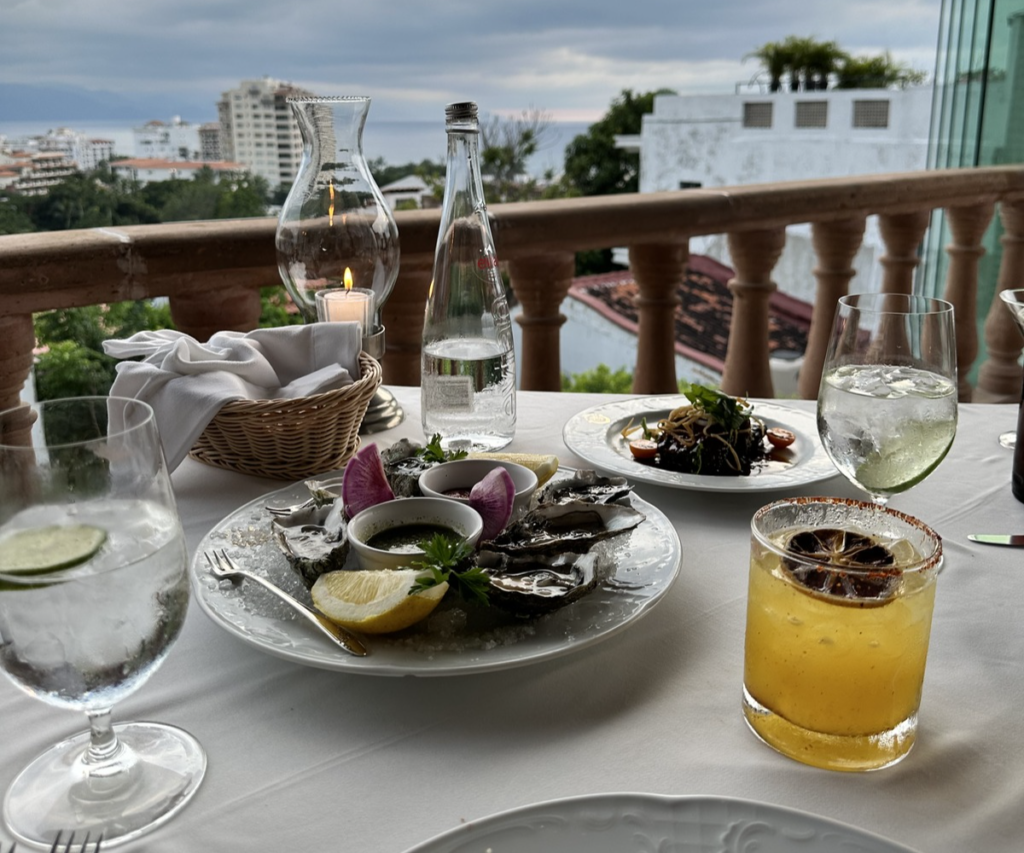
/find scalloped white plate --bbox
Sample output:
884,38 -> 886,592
190,472 -> 681,677
563,396 -> 839,493
402,793 -> 919,853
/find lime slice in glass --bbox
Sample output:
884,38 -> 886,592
0,524 -> 108,578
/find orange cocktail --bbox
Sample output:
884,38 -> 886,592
742,497 -> 942,772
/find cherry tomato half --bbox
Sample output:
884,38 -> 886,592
766,427 -> 796,449
629,438 -> 659,460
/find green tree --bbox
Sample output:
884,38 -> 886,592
562,364 -> 635,393
744,41 -> 792,92
369,158 -> 445,189
0,195 -> 34,234
563,89 -> 673,198
479,108 -> 552,202
836,52 -> 927,89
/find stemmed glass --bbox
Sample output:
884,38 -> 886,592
997,289 -> 1024,449
817,293 -> 958,505
0,397 -> 205,849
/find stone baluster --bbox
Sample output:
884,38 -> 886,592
976,200 -> 1024,402
507,252 -> 576,392
0,314 -> 35,423
381,257 -> 433,387
942,201 -> 996,401
878,210 -> 931,294
799,217 -> 867,399
628,241 -> 687,394
169,283 -> 262,342
721,228 -> 786,398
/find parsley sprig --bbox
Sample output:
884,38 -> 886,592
679,381 -> 752,433
420,434 -> 469,464
408,533 -> 491,605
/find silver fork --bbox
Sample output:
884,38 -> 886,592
204,549 -> 367,656
264,478 -> 344,517
50,831 -> 103,852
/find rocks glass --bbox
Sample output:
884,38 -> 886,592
742,496 -> 942,772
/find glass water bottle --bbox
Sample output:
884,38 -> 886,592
421,102 -> 516,452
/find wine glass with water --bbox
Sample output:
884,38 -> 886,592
0,397 -> 205,849
817,293 -> 958,505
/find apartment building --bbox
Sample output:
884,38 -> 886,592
199,123 -> 222,161
7,127 -> 116,172
216,77 -> 316,189
133,117 -> 201,161
0,151 -> 77,195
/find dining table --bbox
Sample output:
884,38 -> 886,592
1,387 -> 1022,852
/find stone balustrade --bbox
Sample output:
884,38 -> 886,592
2,167 -> 1024,419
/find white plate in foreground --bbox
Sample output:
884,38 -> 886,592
563,396 -> 838,493
190,472 -> 681,676
402,793 -> 919,853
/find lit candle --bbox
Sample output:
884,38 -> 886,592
314,269 -> 376,337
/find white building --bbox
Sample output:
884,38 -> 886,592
0,151 -> 77,195
133,118 -> 201,161
110,158 -> 246,185
216,77 -> 315,190
379,173 -> 432,209
2,127 -> 115,173
627,86 -> 933,303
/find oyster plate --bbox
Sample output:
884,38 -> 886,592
190,469 -> 681,677
563,396 -> 838,493
401,793 -> 919,853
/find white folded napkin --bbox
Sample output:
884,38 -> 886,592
103,324 -> 362,472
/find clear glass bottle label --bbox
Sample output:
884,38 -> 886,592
426,374 -> 474,412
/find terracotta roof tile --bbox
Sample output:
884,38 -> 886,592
569,254 -> 811,373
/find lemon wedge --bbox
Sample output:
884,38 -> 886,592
311,569 -> 448,634
468,452 -> 559,486
0,524 -> 107,576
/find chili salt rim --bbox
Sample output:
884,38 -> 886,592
750,495 -> 943,578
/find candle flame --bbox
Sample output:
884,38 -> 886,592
344,268 -> 354,290
328,180 -> 335,227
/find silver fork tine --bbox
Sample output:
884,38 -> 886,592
48,830 -> 102,853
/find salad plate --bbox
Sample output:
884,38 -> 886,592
401,792 -> 919,853
563,396 -> 839,493
189,470 -> 681,677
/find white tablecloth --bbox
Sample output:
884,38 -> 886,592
2,389 -> 1022,852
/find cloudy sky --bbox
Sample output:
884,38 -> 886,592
2,0 -> 943,123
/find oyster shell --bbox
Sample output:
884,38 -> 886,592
475,550 -> 600,617
272,497 -> 349,589
533,470 -> 633,507
485,502 -> 645,556
381,438 -> 433,497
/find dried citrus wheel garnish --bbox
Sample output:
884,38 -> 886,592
782,528 -> 900,601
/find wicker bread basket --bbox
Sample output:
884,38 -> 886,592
188,351 -> 382,480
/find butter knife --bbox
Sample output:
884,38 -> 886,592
968,534 -> 1024,547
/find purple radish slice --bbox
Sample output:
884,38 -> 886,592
342,444 -> 395,518
470,468 -> 516,541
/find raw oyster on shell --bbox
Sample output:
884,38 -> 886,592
271,496 -> 349,589
475,550 -> 601,617
381,438 -> 434,497
484,502 -> 645,556
533,470 -> 633,507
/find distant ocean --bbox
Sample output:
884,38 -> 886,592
0,118 -> 591,179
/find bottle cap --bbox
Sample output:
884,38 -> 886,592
445,102 -> 478,122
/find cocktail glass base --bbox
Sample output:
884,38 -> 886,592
4,721 -> 206,850
742,686 -> 916,773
